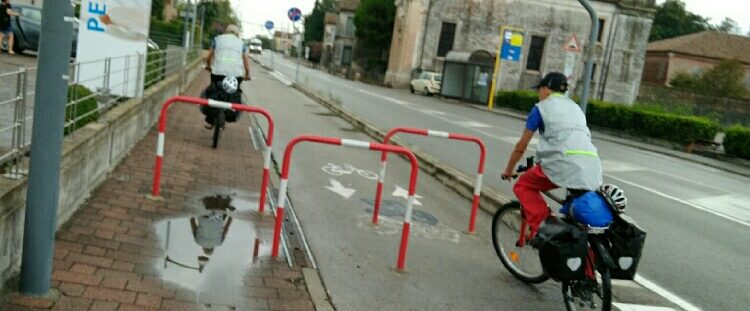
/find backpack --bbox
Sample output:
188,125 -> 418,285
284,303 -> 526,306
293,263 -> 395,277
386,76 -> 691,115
606,214 -> 646,280
560,191 -> 615,228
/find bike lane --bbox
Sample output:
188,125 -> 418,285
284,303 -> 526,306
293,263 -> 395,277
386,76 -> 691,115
247,62 -> 683,310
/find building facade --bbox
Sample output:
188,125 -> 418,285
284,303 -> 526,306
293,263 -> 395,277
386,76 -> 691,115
331,0 -> 360,68
642,31 -> 750,89
385,0 -> 656,104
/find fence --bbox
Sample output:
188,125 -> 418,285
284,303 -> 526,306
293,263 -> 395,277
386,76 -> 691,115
0,45 -> 202,178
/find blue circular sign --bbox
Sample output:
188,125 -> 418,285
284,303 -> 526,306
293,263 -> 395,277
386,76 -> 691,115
287,7 -> 302,22
265,20 -> 274,30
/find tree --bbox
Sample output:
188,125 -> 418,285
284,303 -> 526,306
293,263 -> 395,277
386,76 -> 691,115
716,18 -> 741,34
670,59 -> 748,98
151,0 -> 165,21
649,0 -> 711,42
303,0 -> 337,44
354,0 -> 396,50
197,0 -> 240,46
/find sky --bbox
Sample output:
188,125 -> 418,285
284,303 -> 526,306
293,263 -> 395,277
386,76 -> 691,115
656,0 -> 748,34
231,0 -> 749,38
233,0 -> 317,38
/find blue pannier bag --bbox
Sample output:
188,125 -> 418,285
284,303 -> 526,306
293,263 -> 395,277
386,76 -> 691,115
560,191 -> 614,227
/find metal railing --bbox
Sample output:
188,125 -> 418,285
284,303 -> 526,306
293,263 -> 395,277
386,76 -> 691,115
0,44 -> 202,178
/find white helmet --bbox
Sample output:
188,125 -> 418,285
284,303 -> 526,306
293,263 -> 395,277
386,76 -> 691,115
221,76 -> 239,94
600,184 -> 627,213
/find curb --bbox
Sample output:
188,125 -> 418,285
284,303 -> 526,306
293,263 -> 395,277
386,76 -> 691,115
283,77 -> 512,215
462,103 -> 750,179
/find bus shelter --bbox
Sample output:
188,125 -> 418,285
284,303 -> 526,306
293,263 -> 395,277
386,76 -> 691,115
440,50 -> 495,104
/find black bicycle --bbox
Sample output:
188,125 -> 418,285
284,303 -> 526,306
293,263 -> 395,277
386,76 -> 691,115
492,157 -> 614,311
201,74 -> 245,149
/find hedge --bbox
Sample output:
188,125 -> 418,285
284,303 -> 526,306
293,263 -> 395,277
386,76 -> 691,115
65,84 -> 99,135
493,91 -> 720,145
724,125 -> 750,159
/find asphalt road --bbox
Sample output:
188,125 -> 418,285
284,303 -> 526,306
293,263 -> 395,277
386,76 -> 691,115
260,51 -> 750,311
245,58 -> 681,310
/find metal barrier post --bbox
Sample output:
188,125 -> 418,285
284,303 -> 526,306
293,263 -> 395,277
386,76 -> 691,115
270,135 -> 420,271
374,127 -> 486,234
149,96 -> 275,214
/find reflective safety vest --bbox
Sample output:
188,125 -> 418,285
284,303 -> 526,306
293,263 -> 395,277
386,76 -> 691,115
536,94 -> 603,190
212,34 -> 245,78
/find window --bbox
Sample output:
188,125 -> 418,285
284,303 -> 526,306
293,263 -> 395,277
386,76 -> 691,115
342,46 -> 353,66
23,8 -> 42,22
345,17 -> 354,36
437,22 -> 456,57
597,19 -> 605,42
526,36 -> 546,71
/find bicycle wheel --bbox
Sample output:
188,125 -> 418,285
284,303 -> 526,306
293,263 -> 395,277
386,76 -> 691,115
562,269 -> 612,311
212,110 -> 226,149
491,201 -> 549,284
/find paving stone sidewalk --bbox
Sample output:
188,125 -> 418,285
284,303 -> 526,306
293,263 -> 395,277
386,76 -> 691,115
2,72 -> 315,311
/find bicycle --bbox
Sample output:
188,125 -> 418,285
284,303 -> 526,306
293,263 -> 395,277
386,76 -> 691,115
492,157 -> 614,311
201,72 -> 247,149
321,163 -> 379,180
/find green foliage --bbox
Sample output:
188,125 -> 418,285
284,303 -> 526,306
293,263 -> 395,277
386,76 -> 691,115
197,0 -> 239,47
649,0 -> 711,42
354,0 -> 396,51
151,0 -> 165,21
304,0 -> 338,44
493,91 -> 720,145
716,18 -> 741,34
145,48 -> 165,89
724,125 -> 750,159
670,59 -> 748,98
65,85 -> 99,135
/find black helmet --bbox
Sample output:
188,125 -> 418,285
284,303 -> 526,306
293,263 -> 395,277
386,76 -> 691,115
533,72 -> 568,93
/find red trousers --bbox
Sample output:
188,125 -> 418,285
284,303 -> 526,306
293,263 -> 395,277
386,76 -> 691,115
513,165 -> 559,233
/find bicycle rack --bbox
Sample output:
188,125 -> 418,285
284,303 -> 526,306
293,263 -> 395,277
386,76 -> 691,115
149,96 -> 275,214
374,127 -> 486,234
271,135 -> 420,271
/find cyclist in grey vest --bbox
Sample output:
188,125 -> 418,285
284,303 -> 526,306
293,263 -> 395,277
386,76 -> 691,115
501,72 -> 603,233
205,24 -> 250,83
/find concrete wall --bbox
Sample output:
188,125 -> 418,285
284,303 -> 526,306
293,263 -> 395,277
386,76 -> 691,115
0,57 -> 203,286
385,0 -> 655,104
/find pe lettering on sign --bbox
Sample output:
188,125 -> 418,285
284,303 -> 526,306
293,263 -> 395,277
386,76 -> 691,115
87,1 -> 107,32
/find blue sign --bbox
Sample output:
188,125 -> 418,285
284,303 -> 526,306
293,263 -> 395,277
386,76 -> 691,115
500,29 -> 524,62
265,20 -> 274,30
287,7 -> 302,22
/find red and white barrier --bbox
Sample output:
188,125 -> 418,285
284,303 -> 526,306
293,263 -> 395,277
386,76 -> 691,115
150,96 -> 275,214
374,127 -> 486,234
271,135 -> 420,271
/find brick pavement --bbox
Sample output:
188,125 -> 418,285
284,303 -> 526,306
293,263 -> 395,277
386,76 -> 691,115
2,72 -> 315,311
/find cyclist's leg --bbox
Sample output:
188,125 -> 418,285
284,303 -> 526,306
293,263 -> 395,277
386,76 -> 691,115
513,165 -> 558,234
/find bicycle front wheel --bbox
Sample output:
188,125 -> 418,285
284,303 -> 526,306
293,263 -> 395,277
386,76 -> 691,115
212,111 -> 225,149
562,269 -> 612,311
491,201 -> 548,284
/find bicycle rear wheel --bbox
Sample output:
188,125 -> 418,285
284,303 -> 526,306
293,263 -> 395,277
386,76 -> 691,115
562,269 -> 612,311
491,202 -> 548,284
212,110 -> 226,149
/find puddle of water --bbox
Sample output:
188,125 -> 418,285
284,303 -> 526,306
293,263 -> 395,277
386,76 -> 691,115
361,198 -> 438,226
153,193 -> 274,302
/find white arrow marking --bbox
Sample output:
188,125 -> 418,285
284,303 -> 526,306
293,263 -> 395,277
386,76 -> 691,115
392,185 -> 423,206
325,179 -> 356,199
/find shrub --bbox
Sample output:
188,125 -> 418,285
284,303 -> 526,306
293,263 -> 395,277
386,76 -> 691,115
65,84 -> 99,135
494,91 -> 720,145
145,48 -> 165,88
724,125 -> 750,159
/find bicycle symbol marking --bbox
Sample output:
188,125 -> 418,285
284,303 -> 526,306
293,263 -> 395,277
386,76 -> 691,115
321,163 -> 379,180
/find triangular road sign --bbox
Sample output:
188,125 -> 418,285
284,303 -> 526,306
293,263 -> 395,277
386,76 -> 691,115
563,34 -> 582,53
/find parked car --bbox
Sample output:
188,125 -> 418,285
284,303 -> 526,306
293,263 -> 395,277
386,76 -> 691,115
248,38 -> 262,54
410,72 -> 442,96
4,4 -> 78,56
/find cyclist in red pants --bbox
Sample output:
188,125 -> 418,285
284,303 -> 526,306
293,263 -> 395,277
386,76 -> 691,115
501,72 -> 603,234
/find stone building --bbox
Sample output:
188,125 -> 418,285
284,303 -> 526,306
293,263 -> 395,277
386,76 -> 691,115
385,0 -> 656,104
331,0 -> 361,67
642,31 -> 750,88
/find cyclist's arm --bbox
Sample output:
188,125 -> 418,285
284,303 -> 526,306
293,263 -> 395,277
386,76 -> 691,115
502,129 -> 534,179
205,49 -> 215,70
243,53 -> 250,79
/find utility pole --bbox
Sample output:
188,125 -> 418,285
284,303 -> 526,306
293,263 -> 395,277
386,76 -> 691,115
577,0 -> 599,114
182,0 -> 191,50
19,0 -> 74,296
190,1 -> 198,49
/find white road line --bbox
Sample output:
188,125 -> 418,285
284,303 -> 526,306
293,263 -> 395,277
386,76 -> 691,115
613,303 -> 677,311
633,275 -> 702,311
606,174 -> 750,228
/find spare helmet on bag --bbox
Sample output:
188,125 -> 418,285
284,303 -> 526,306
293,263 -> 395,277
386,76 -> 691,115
221,76 -> 239,94
599,184 -> 627,213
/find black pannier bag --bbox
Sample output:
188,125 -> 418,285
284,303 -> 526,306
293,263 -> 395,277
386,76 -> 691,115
606,215 -> 646,280
532,218 -> 589,281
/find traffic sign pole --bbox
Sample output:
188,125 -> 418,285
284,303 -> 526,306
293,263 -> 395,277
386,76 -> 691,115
487,26 -> 506,110
288,7 -> 302,84
265,21 -> 275,70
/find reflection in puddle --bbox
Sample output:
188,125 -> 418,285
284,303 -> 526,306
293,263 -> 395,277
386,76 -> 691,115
154,193 -> 272,299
